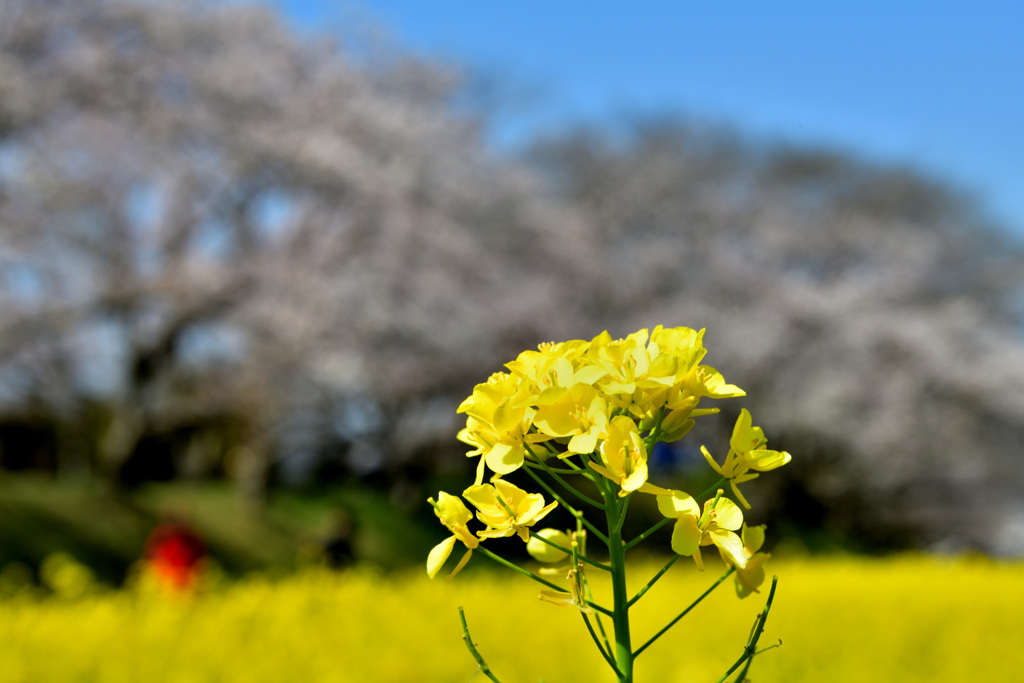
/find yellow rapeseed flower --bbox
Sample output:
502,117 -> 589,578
701,409 -> 792,509
457,372 -> 550,480
589,330 -> 678,414
505,340 -> 605,406
427,492 -> 480,579
463,479 -> 557,542
590,415 -> 651,496
657,489 -> 747,570
532,384 -> 610,455
723,523 -> 771,598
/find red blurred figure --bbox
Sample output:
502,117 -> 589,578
144,518 -> 207,592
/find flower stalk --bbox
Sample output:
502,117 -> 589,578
603,482 -> 635,681
459,607 -> 502,683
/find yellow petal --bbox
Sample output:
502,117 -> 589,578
568,432 -> 598,454
436,491 -> 473,526
538,589 -> 591,613
473,454 -> 486,486
709,529 -> 747,569
657,490 -> 700,518
620,460 -> 649,494
478,527 -> 514,539
485,443 -> 522,475
729,480 -> 753,510
446,548 -> 474,580
462,484 -> 497,512
692,545 -> 705,570
493,478 -> 528,507
427,536 -> 457,579
637,481 -> 673,496
730,409 -> 766,452
701,445 -> 725,476
695,366 -> 745,398
588,462 -> 618,484
735,553 -> 769,598
531,500 -> 559,525
750,449 -> 792,471
742,524 -> 766,554
670,516 -> 702,557
712,496 -> 744,531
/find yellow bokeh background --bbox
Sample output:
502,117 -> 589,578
1,554 -> 1020,682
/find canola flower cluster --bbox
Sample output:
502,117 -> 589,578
430,326 -> 790,590
428,326 -> 793,682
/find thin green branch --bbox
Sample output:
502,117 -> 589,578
612,493 -> 630,535
540,439 -> 562,456
527,452 -> 604,509
560,457 -> 587,472
580,567 -> 613,655
522,462 -> 581,475
521,462 -> 581,517
459,607 -> 502,683
696,477 -> 728,502
478,547 -> 615,618
521,465 -> 609,545
581,610 -> 619,673
623,517 -> 671,551
586,599 -> 614,618
627,554 -> 679,608
574,515 -> 614,656
633,566 -> 736,658
715,576 -> 779,683
732,639 -> 782,682
524,442 -> 581,473
476,546 -> 567,593
528,530 -> 611,572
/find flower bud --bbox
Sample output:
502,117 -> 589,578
527,529 -> 571,563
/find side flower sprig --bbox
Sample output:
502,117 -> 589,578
429,326 -> 793,683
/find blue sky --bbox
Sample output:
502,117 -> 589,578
275,1 -> 1024,233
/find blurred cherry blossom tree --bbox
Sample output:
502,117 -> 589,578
2,0 -> 1023,553
526,118 -> 1024,553
0,0 -> 592,501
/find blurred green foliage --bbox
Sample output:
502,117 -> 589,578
0,474 -> 438,586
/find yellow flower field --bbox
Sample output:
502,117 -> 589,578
1,554 -> 1020,682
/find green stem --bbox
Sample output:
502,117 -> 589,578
633,566 -> 736,658
627,554 -> 679,608
600,481 -> 633,682
459,607 -> 502,683
715,576 -> 779,683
